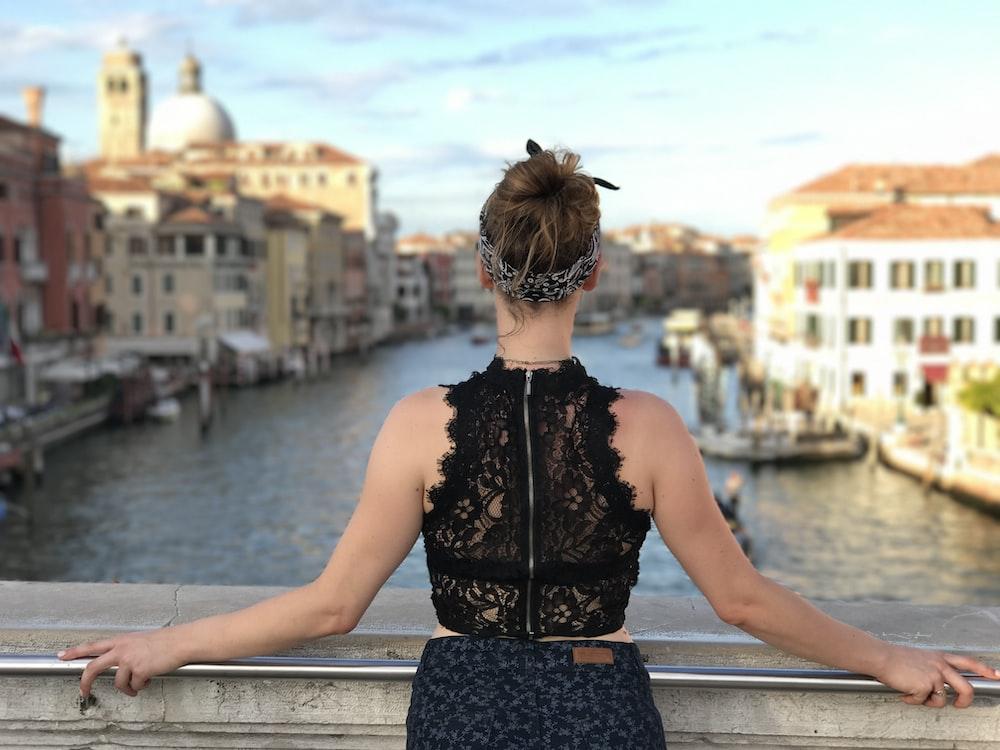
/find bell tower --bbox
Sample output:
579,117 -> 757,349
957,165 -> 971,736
97,39 -> 147,160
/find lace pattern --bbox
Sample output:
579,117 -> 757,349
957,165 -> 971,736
422,357 -> 651,638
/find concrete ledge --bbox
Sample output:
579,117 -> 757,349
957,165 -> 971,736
2,581 -> 999,748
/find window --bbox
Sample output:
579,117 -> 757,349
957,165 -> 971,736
13,234 -> 22,263
893,371 -> 908,397
299,173 -> 310,187
804,313 -> 821,344
128,236 -> 148,256
851,372 -> 866,396
953,259 -> 975,289
162,273 -> 174,293
848,260 -> 873,289
164,312 -> 175,333
347,172 -> 357,187
924,260 -> 944,291
923,316 -> 944,337
132,312 -> 143,334
157,236 -> 175,255
0,236 -> 5,262
893,318 -> 914,344
847,317 -> 872,344
317,172 -> 327,186
0,182 -> 8,200
890,261 -> 915,289
825,260 -> 835,287
124,206 -> 144,219
184,234 -> 205,256
132,274 -> 142,295
995,316 -> 1000,343
215,235 -> 228,256
952,316 -> 975,343
105,274 -> 113,294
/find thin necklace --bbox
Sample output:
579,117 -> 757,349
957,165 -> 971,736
498,355 -> 573,365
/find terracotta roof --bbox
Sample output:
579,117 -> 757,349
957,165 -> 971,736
399,232 -> 438,245
792,158 -> 1000,196
812,204 -> 1000,241
163,206 -> 221,226
86,176 -> 154,193
265,193 -> 326,212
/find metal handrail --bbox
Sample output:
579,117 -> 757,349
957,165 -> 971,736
2,655 -> 999,695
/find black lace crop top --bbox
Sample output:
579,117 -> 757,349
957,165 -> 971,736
422,354 -> 652,639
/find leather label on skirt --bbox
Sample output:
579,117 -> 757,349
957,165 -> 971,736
571,646 -> 614,665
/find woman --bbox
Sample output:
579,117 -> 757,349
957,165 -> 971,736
58,141 -> 999,747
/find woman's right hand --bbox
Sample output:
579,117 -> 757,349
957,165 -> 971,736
874,643 -> 1000,708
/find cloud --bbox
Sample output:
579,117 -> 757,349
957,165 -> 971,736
422,25 -> 701,72
252,65 -> 406,102
759,131 -> 823,147
443,86 -> 503,113
0,13 -> 187,59
205,0 -> 456,40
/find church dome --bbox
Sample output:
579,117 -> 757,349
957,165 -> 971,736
146,53 -> 236,152
148,93 -> 235,151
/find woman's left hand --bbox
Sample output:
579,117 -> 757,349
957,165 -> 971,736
57,629 -> 187,699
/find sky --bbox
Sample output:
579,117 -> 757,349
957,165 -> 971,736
2,1 -> 1000,238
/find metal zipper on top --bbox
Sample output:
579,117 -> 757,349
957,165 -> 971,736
523,369 -> 535,638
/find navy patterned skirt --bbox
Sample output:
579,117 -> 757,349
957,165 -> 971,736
405,635 -> 668,749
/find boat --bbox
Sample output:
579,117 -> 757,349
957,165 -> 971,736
657,309 -> 702,367
696,422 -> 867,465
146,398 -> 181,422
715,473 -> 753,558
575,310 -> 615,336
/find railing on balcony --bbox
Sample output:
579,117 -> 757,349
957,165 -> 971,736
19,258 -> 48,283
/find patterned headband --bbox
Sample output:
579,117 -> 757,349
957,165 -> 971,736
478,139 -> 620,303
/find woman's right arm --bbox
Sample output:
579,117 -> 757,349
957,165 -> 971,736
635,392 -> 1000,708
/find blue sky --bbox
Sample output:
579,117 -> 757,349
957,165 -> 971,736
2,1 -> 1000,237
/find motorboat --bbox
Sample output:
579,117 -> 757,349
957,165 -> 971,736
146,398 -> 181,422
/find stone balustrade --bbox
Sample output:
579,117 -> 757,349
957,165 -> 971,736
1,581 -> 998,748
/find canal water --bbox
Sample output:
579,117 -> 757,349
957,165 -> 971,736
3,314 -> 1000,607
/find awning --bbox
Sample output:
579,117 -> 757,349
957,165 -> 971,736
218,330 -> 272,355
921,364 -> 949,384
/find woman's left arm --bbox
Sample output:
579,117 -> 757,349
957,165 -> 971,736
58,389 -> 432,698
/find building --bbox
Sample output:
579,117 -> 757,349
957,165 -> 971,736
83,43 -> 392,352
97,42 -> 147,161
786,203 -> 1000,415
94,178 -> 266,366
1,90 -> 104,405
757,154 -> 1000,386
263,202 -> 310,368
577,238 -> 634,316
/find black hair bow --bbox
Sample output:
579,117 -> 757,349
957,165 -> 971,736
526,138 -> 620,190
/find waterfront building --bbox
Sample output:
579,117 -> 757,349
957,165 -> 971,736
757,154 -> 1000,388
397,233 -> 455,323
608,222 -> 752,313
369,212 -> 399,344
576,238 -> 634,317
0,91 -> 104,405
450,236 -> 494,324
93,176 -> 266,366
84,43 -> 393,351
787,203 -> 1000,416
393,252 -> 432,334
263,202 -> 310,369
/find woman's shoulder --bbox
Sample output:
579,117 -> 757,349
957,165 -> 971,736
610,388 -> 688,439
